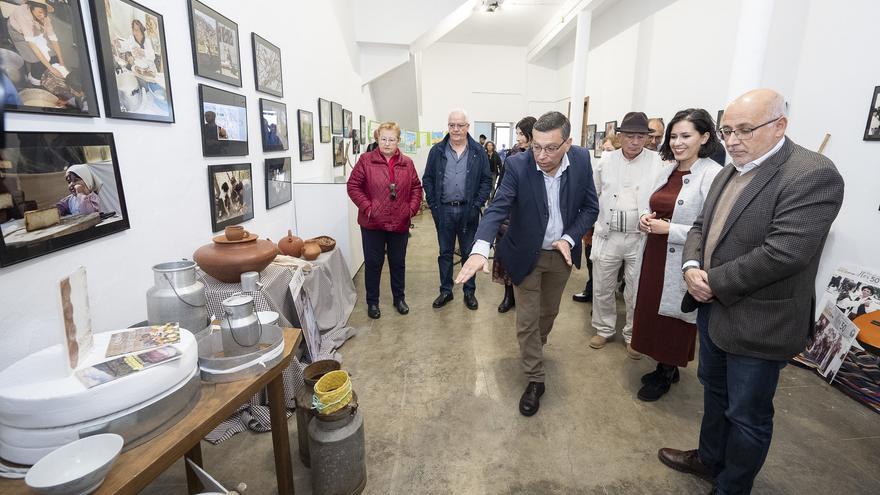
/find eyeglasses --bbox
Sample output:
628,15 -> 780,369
447,123 -> 468,129
379,137 -> 398,143
531,141 -> 565,155
717,116 -> 782,141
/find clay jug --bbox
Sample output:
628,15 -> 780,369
278,230 -> 304,257
302,241 -> 321,261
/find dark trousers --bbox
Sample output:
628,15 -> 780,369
361,227 -> 408,305
432,204 -> 477,295
697,305 -> 786,495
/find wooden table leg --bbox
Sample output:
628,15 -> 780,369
184,442 -> 205,495
268,375 -> 295,494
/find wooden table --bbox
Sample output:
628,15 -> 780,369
0,327 -> 302,495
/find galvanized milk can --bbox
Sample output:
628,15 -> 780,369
219,294 -> 262,355
308,396 -> 366,495
296,360 -> 342,467
147,261 -> 209,334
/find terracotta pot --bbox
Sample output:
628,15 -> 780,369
193,236 -> 280,283
302,241 -> 321,261
278,230 -> 304,257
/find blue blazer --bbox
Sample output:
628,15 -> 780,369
422,134 -> 493,215
475,145 -> 599,285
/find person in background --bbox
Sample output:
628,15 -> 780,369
485,140 -> 502,197
647,118 -> 665,151
658,89 -> 844,494
8,0 -> 67,86
479,134 -> 487,147
422,109 -> 492,311
630,108 -> 722,402
347,121 -> 423,319
366,128 -> 379,152
494,116 -> 536,313
56,164 -> 101,216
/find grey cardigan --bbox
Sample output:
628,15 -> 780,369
682,138 -> 845,360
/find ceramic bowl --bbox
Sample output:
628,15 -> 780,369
257,310 -> 279,326
25,434 -> 124,495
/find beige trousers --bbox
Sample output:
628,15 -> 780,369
591,232 -> 641,343
513,250 -> 572,382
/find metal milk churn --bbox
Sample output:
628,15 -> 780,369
297,360 -> 343,467
308,400 -> 366,495
147,261 -> 209,334
219,294 -> 262,355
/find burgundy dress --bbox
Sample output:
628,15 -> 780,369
631,169 -> 696,367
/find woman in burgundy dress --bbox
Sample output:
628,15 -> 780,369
630,108 -> 723,401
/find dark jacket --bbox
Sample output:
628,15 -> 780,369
422,134 -> 492,217
475,145 -> 599,285
487,151 -> 502,176
347,148 -> 423,233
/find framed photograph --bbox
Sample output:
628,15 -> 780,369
264,158 -> 291,209
863,86 -> 880,141
331,101 -> 343,135
342,109 -> 352,137
359,115 -> 367,144
716,110 -> 725,129
0,132 -> 130,267
207,163 -> 253,232
318,98 -> 331,143
187,0 -> 241,87
297,110 -> 314,161
2,0 -> 99,117
199,84 -> 248,157
251,33 -> 282,97
89,0 -> 174,123
332,136 -> 345,167
259,98 -> 289,152
593,131 -> 605,159
584,124 -> 597,150
604,120 -> 617,136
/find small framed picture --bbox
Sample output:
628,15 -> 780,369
198,84 -> 248,157
259,98 -> 289,152
359,115 -> 367,144
252,33 -> 283,97
318,98 -> 332,143
264,158 -> 291,209
604,121 -> 617,136
584,124 -> 597,149
188,0 -> 242,87
331,101 -> 343,135
343,109 -> 352,137
333,136 -> 345,167
863,86 -> 880,141
593,131 -> 606,159
208,163 -> 253,232
297,109 -> 315,161
716,110 -> 725,129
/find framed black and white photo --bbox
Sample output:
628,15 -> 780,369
251,33 -> 282,97
89,0 -> 174,123
260,98 -> 289,152
2,0 -> 99,117
716,110 -> 724,129
0,132 -> 130,267
333,136 -> 345,167
208,163 -> 253,232
593,131 -> 605,159
187,0 -> 241,87
331,101 -> 343,135
584,124 -> 597,149
298,109 -> 314,161
604,120 -> 617,137
863,86 -> 880,141
359,115 -> 367,145
264,158 -> 291,209
199,84 -> 248,157
342,109 -> 352,137
318,98 -> 331,143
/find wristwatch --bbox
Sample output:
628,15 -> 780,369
682,265 -> 700,275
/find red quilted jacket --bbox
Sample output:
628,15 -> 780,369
347,149 -> 423,233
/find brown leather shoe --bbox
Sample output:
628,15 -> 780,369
658,448 -> 715,482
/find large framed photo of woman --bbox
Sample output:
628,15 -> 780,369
208,163 -> 253,232
187,0 -> 241,87
89,0 -> 174,123
2,0 -> 99,117
251,33 -> 282,97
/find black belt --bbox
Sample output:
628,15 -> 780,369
442,201 -> 468,206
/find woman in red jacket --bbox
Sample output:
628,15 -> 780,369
347,121 -> 423,319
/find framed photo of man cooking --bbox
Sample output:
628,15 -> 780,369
2,0 -> 99,117
89,0 -> 175,123
0,132 -> 130,267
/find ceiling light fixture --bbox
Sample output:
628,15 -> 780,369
483,0 -> 504,13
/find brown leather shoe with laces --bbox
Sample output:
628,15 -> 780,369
658,448 -> 715,482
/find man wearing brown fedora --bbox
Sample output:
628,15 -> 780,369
589,111 -> 660,358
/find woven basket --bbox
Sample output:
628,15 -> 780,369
313,370 -> 352,415
307,235 -> 336,252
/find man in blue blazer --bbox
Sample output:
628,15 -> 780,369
456,111 -> 599,416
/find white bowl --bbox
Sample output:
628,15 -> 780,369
257,310 -> 279,326
25,433 -> 124,495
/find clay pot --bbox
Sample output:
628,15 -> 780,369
193,235 -> 280,283
278,230 -> 304,257
302,241 -> 321,261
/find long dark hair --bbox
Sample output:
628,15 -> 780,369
659,108 -> 719,162
516,116 -> 537,144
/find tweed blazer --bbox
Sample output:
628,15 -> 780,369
638,157 -> 722,323
682,137 -> 844,360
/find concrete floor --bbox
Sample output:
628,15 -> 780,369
145,213 -> 880,494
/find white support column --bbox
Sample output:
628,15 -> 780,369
568,10 -> 592,146
726,0 -> 775,100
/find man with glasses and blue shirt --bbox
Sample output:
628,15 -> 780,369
423,109 -> 493,310
658,89 -> 844,494
455,111 -> 599,416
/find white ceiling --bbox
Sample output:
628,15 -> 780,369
439,0 -> 567,46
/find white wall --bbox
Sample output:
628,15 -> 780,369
0,0 -> 374,370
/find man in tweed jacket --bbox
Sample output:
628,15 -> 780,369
658,89 -> 845,494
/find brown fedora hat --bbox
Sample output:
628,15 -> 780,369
617,112 -> 651,133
